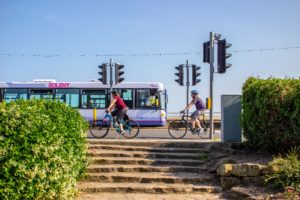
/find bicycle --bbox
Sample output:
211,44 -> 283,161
168,111 -> 210,139
199,112 -> 216,135
90,111 -> 140,139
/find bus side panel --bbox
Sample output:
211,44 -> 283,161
78,109 -> 166,126
127,110 -> 166,126
79,109 -> 106,123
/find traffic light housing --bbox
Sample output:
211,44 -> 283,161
206,97 -> 211,110
192,65 -> 201,86
98,64 -> 107,84
217,39 -> 232,73
175,65 -> 184,86
203,41 -> 210,63
115,64 -> 125,84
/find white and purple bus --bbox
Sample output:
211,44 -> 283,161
0,80 -> 168,126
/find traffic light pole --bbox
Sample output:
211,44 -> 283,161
107,58 -> 113,105
186,59 -> 190,120
109,58 -> 113,91
209,32 -> 215,140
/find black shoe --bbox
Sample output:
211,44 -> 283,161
191,128 -> 197,134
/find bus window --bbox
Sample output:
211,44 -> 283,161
136,89 -> 160,108
82,90 -> 106,109
55,89 -> 80,108
120,89 -> 134,108
4,89 -> 28,102
109,89 -> 134,109
30,89 -> 53,100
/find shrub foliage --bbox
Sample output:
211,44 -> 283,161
241,77 -> 300,152
265,147 -> 300,198
0,99 -> 88,200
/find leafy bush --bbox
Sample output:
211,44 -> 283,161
241,77 -> 300,152
0,99 -> 89,200
265,147 -> 300,199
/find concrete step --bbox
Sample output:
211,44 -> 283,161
87,150 -> 208,160
88,144 -> 209,153
78,182 -> 222,194
75,192 -> 223,200
89,157 -> 206,166
87,139 -> 211,149
87,164 -> 206,173
84,172 -> 216,184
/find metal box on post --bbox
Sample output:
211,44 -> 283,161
221,95 -> 242,142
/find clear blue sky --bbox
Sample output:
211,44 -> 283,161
1,0 -> 300,112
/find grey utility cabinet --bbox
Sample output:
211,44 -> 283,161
221,95 -> 242,142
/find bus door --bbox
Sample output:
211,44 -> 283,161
136,89 -> 160,109
161,89 -> 168,119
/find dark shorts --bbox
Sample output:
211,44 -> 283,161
111,108 -> 128,123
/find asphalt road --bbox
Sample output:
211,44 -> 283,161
87,128 -> 221,140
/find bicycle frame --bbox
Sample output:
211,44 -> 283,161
180,112 -> 208,132
180,113 -> 194,132
103,112 -> 127,131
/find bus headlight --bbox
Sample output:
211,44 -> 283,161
161,111 -> 166,118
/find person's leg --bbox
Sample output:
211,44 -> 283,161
117,109 -> 127,133
195,119 -> 201,129
111,110 -> 118,125
193,111 -> 202,132
191,119 -> 196,129
190,111 -> 197,130
119,123 -> 124,132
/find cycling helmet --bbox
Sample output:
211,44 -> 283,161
190,90 -> 199,95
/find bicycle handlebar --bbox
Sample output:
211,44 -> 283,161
104,111 -> 112,120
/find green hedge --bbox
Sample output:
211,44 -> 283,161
241,77 -> 300,152
0,100 -> 89,200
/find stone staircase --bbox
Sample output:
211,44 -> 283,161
77,139 -> 226,195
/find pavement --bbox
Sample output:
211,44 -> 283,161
76,193 -> 225,200
87,128 -> 221,140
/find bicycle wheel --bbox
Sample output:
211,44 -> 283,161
198,128 -> 210,139
168,120 -> 188,139
122,120 -> 140,139
202,122 -> 216,134
89,120 -> 110,138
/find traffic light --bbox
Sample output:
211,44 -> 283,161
115,64 -> 125,84
217,39 -> 232,73
191,65 -> 201,86
175,65 -> 184,86
98,64 -> 107,84
206,97 -> 211,110
203,41 -> 210,63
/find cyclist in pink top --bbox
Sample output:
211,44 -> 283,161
106,91 -> 128,134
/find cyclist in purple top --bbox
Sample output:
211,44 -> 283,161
181,90 -> 206,133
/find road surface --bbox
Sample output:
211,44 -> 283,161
87,128 -> 221,140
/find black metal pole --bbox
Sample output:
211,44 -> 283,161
209,32 -> 215,140
109,58 -> 113,90
186,59 -> 190,121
